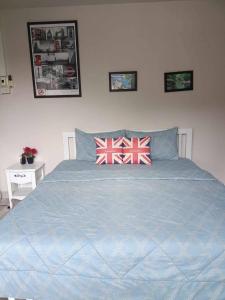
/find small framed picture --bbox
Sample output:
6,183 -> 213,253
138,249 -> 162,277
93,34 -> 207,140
109,71 -> 137,92
164,70 -> 193,92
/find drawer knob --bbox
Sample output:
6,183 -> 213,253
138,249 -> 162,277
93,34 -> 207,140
14,174 -> 26,177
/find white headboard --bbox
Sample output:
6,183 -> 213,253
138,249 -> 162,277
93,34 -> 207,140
63,128 -> 192,160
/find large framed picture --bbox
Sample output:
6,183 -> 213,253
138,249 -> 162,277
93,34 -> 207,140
27,21 -> 81,98
164,71 -> 193,92
109,71 -> 137,92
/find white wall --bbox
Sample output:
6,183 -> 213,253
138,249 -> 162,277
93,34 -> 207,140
0,0 -> 225,192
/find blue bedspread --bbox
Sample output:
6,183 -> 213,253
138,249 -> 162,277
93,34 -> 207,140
0,159 -> 225,299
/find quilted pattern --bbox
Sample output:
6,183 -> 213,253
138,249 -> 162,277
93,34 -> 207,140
0,298 -> 31,300
0,159 -> 225,300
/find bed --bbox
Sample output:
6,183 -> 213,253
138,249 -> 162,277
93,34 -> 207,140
0,128 -> 225,300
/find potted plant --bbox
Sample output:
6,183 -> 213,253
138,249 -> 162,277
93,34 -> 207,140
21,147 -> 38,164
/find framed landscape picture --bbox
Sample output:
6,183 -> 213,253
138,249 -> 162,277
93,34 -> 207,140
27,21 -> 81,98
109,71 -> 137,92
164,71 -> 193,92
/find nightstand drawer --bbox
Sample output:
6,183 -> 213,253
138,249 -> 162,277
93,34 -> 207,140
9,172 -> 32,184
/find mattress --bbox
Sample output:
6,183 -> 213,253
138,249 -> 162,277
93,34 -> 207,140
0,159 -> 225,299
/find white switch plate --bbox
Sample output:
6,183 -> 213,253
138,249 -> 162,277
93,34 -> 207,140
0,75 -> 11,94
0,76 -> 6,86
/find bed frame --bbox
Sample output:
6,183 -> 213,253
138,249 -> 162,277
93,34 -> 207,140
63,128 -> 192,160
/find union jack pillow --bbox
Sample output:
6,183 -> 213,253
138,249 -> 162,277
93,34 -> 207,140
95,137 -> 124,165
123,136 -> 152,165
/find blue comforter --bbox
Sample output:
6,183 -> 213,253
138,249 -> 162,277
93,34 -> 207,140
0,159 -> 225,299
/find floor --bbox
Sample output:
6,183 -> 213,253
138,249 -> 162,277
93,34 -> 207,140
0,199 -> 18,219
0,205 -> 9,219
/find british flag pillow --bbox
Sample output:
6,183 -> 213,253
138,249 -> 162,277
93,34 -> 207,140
123,136 -> 152,165
95,137 -> 124,165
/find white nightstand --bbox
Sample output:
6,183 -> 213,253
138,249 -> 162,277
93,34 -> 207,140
6,162 -> 45,209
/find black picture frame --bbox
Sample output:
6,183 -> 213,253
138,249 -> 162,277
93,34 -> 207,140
164,71 -> 193,93
27,20 -> 81,98
109,71 -> 137,92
